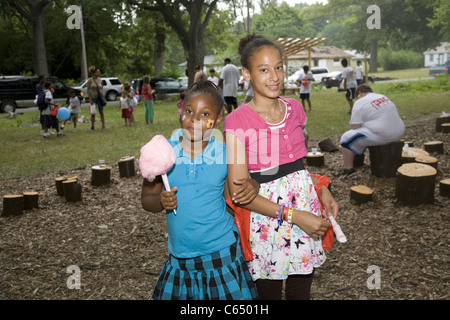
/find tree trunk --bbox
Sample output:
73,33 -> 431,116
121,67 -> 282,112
154,18 -> 165,74
31,2 -> 49,76
369,39 -> 377,73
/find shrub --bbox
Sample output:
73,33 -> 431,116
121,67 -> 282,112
379,48 -> 423,71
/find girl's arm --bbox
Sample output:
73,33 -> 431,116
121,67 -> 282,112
225,132 -> 330,238
141,176 -> 178,213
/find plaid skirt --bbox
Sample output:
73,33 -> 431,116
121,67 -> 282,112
152,233 -> 258,300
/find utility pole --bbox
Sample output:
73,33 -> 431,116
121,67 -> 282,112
80,6 -> 88,80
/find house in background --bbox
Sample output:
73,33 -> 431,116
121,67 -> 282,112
423,42 -> 450,67
288,46 -> 355,73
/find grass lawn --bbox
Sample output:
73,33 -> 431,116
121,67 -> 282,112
1,73 -> 449,181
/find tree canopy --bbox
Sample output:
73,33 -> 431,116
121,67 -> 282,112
0,0 -> 446,82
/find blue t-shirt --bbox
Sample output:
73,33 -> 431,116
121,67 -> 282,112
165,129 -> 236,258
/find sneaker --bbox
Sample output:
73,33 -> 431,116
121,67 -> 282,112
73,128 -> 77,133
341,168 -> 357,178
60,125 -> 64,130
48,130 -> 55,135
90,126 -> 94,130
57,132 -> 65,137
43,133 -> 48,139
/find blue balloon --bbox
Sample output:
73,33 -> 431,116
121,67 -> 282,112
58,107 -> 70,120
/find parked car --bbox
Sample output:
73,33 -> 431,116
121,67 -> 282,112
322,71 -> 343,89
178,77 -> 188,91
131,77 -> 182,100
311,67 -> 330,83
0,75 -> 83,113
73,77 -> 122,102
429,59 -> 450,76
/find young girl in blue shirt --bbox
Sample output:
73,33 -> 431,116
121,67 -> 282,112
141,80 -> 259,300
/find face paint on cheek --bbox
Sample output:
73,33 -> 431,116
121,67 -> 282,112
181,115 -> 186,121
206,119 -> 214,129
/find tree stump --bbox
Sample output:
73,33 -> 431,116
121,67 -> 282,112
2,195 -> 24,216
91,165 -> 111,186
439,179 -> 450,197
306,152 -> 325,167
55,176 -> 78,196
23,191 -> 39,210
395,163 -> 437,206
63,179 -> 82,202
118,156 -> 136,178
368,141 -> 403,178
353,152 -> 365,168
402,147 -> 429,164
350,185 -> 374,204
415,155 -> 438,169
424,141 -> 444,155
435,116 -> 450,132
441,123 -> 450,134
318,138 -> 339,152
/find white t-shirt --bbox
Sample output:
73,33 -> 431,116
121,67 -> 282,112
342,66 -> 357,88
355,65 -> 363,80
120,97 -> 129,109
220,63 -> 240,97
207,76 -> 219,86
69,97 -> 81,114
350,92 -> 405,142
41,90 -> 53,115
297,71 -> 314,94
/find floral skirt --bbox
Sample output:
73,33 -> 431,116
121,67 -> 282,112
248,169 -> 326,280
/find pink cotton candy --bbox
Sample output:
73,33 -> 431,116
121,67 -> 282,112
139,135 -> 176,182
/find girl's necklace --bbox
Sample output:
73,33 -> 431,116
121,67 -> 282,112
251,99 -> 283,123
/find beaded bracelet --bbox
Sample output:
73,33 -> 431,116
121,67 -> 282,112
276,205 -> 285,226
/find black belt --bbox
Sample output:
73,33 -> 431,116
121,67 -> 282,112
249,158 -> 305,184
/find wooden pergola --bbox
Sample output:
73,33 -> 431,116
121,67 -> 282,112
275,37 -> 328,74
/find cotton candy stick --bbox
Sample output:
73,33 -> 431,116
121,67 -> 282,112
328,216 -> 347,243
139,135 -> 177,215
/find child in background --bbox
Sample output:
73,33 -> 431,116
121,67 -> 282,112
177,91 -> 185,116
296,65 -> 314,112
42,82 -> 64,138
62,89 -> 81,132
141,81 -> 258,300
124,83 -> 136,124
118,90 -> 131,126
142,76 -> 155,125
